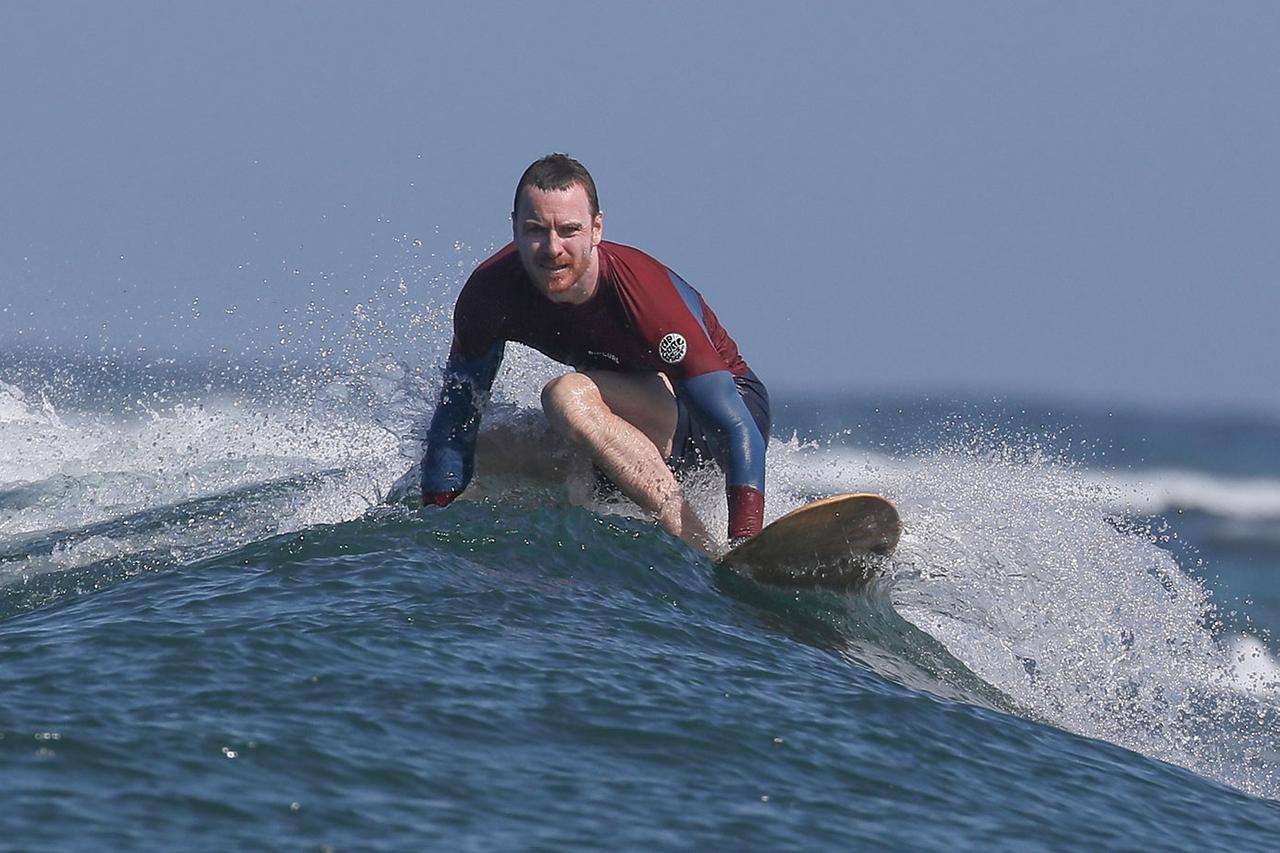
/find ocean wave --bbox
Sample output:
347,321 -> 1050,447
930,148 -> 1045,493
3,359 -> 1278,802
1085,468 -> 1280,521
762,438 -> 1280,800
0,373 -> 411,601
810,444 -> 1280,524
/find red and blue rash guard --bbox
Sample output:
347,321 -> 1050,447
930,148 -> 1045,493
422,241 -> 766,538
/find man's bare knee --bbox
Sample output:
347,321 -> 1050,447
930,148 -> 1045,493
541,373 -> 592,414
541,373 -> 600,442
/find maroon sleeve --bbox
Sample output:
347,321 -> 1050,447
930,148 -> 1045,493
607,248 -> 729,380
450,246 -> 517,361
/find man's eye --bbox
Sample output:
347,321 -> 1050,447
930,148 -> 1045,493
558,226 -> 581,237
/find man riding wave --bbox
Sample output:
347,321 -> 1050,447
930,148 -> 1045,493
421,154 -> 769,556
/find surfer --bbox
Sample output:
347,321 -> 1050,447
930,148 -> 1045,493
420,154 -> 770,556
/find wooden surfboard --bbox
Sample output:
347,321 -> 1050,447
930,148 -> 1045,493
717,493 -> 901,589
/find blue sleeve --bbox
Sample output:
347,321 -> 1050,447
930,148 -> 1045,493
674,370 -> 766,493
421,343 -> 505,496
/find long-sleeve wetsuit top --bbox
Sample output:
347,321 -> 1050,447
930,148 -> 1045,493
422,240 -> 767,539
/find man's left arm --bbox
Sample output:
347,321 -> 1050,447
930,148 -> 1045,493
674,371 -> 767,540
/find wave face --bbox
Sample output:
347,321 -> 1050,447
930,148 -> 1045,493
3,351 -> 1280,849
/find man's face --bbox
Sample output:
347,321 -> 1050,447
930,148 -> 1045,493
513,183 -> 603,304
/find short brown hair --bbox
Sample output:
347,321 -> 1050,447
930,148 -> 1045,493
513,153 -> 600,218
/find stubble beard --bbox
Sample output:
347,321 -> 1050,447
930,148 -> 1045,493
528,249 -> 595,303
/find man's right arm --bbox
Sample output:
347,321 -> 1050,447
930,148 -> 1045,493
420,342 -> 505,506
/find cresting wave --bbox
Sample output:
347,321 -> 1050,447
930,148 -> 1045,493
1087,468 -> 1280,521
0,372 -> 406,611
2,356 -> 1279,801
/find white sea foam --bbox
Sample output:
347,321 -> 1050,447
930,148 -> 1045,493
1229,634 -> 1280,696
0,378 -> 410,586
48,535 -> 129,570
0,381 -> 40,425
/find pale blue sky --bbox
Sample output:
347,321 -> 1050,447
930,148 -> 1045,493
2,2 -> 1277,414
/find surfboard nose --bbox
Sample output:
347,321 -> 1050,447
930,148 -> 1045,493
717,493 -> 901,588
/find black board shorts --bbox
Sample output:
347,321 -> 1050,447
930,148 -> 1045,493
668,369 -> 771,472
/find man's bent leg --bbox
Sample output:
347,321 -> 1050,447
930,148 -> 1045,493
474,421 -> 578,485
541,371 -> 715,556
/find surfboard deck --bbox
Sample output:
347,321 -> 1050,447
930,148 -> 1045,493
716,493 -> 900,589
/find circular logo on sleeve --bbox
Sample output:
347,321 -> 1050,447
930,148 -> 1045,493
658,332 -> 687,364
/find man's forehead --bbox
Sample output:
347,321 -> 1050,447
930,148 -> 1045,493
516,184 -> 594,219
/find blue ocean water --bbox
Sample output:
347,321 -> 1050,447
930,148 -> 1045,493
3,348 -> 1280,850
